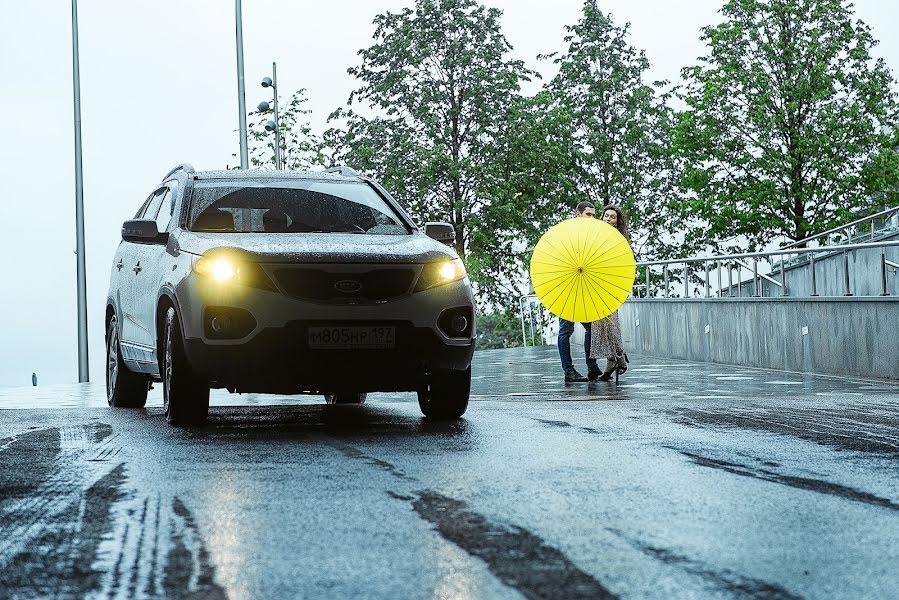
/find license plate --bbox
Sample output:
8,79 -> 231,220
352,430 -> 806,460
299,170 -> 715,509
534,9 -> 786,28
307,326 -> 396,350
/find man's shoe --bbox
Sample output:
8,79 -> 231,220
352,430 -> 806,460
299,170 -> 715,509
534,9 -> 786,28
564,370 -> 588,383
587,368 -> 601,381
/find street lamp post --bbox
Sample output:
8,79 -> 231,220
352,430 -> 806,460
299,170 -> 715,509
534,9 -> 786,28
259,62 -> 281,169
71,0 -> 89,382
235,0 -> 249,169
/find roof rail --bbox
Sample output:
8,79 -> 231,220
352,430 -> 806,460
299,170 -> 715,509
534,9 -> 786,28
161,163 -> 195,181
324,166 -> 359,177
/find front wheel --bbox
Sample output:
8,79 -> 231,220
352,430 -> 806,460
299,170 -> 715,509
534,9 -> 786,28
106,315 -> 148,408
324,393 -> 367,405
162,307 -> 209,426
417,368 -> 471,420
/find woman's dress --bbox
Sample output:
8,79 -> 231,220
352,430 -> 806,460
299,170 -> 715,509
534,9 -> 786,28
590,312 -> 624,360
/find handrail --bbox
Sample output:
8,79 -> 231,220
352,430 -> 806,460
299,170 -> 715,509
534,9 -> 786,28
636,240 -> 899,267
781,205 -> 899,249
518,294 -> 540,347
734,259 -> 782,288
631,239 -> 898,298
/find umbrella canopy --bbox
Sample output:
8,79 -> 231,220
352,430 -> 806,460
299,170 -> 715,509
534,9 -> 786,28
529,217 -> 636,322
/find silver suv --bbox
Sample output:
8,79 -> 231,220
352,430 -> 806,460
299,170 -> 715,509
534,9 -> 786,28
105,165 -> 475,425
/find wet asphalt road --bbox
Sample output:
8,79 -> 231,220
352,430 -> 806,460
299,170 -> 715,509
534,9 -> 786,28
2,347 -> 899,600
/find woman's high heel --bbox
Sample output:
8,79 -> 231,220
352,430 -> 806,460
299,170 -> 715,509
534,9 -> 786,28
598,358 -> 616,382
616,354 -> 629,375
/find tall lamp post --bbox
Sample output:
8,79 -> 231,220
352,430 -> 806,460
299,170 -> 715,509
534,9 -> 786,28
258,62 -> 281,169
71,0 -> 89,382
235,0 -> 249,169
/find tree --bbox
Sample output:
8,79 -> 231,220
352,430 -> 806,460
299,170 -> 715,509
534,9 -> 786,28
248,89 -> 325,170
463,91 -> 583,307
674,0 -> 899,251
326,0 -> 541,294
544,0 -> 679,260
475,310 -> 527,349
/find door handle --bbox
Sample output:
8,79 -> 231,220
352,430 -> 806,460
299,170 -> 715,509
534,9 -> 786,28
133,261 -> 142,275
116,258 -> 124,271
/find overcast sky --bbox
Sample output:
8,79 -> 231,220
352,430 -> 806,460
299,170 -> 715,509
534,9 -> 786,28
1,0 -> 897,388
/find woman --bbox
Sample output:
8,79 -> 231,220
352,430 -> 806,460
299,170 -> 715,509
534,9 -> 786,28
590,205 -> 630,382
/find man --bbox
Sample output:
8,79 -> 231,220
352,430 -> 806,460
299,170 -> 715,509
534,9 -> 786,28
558,201 -> 600,382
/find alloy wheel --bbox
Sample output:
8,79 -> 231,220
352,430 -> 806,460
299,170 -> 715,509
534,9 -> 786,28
106,326 -> 118,400
164,319 -> 173,414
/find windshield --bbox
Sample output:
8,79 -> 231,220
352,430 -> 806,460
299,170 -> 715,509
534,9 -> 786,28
188,179 -> 410,234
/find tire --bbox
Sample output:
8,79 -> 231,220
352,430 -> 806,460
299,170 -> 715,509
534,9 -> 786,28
324,393 -> 367,405
106,314 -> 148,408
417,367 -> 471,420
162,307 -> 209,426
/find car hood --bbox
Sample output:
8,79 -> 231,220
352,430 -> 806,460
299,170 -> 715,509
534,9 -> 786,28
175,231 -> 457,264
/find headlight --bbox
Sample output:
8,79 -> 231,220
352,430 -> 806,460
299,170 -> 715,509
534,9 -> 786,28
194,256 -> 237,282
192,250 -> 277,291
414,258 -> 467,292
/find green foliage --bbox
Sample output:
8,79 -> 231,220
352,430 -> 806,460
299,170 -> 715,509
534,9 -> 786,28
475,310 -> 528,349
544,0 -> 680,260
674,0 -> 899,251
248,89 -> 326,170
464,91 -> 582,306
325,0 -> 573,307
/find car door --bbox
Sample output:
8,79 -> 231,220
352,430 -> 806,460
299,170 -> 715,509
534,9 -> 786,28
119,187 -> 166,369
135,183 -> 178,358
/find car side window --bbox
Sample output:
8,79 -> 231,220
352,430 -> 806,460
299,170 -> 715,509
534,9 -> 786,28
135,192 -> 155,219
154,189 -> 174,232
141,188 -> 166,222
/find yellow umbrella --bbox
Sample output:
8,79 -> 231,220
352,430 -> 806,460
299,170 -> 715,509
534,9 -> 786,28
529,217 -> 636,322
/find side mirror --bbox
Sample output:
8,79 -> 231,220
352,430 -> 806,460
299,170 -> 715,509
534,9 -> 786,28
424,222 -> 456,246
122,219 -> 167,244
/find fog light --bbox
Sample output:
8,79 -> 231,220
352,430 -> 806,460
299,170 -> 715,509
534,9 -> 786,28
210,316 -> 233,334
450,314 -> 468,334
437,306 -> 474,338
204,306 -> 257,339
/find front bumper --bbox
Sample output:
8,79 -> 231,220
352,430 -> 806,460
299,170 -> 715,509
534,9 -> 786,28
175,269 -> 476,394
184,320 -> 474,394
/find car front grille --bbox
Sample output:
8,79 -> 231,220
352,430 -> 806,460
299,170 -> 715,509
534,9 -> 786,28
273,267 -> 417,303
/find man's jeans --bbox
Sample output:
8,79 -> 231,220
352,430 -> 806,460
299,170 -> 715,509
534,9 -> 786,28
558,318 -> 598,374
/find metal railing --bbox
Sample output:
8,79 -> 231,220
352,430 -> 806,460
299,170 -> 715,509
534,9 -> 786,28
781,205 -> 899,249
631,240 -> 899,299
516,220 -> 899,345
518,294 -> 552,347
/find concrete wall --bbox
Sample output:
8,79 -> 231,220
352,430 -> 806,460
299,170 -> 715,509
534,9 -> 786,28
618,297 -> 899,380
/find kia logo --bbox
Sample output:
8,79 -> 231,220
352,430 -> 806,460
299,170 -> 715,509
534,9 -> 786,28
334,279 -> 362,293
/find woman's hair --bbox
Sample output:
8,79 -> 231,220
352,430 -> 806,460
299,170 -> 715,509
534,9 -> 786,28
602,205 -> 630,241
